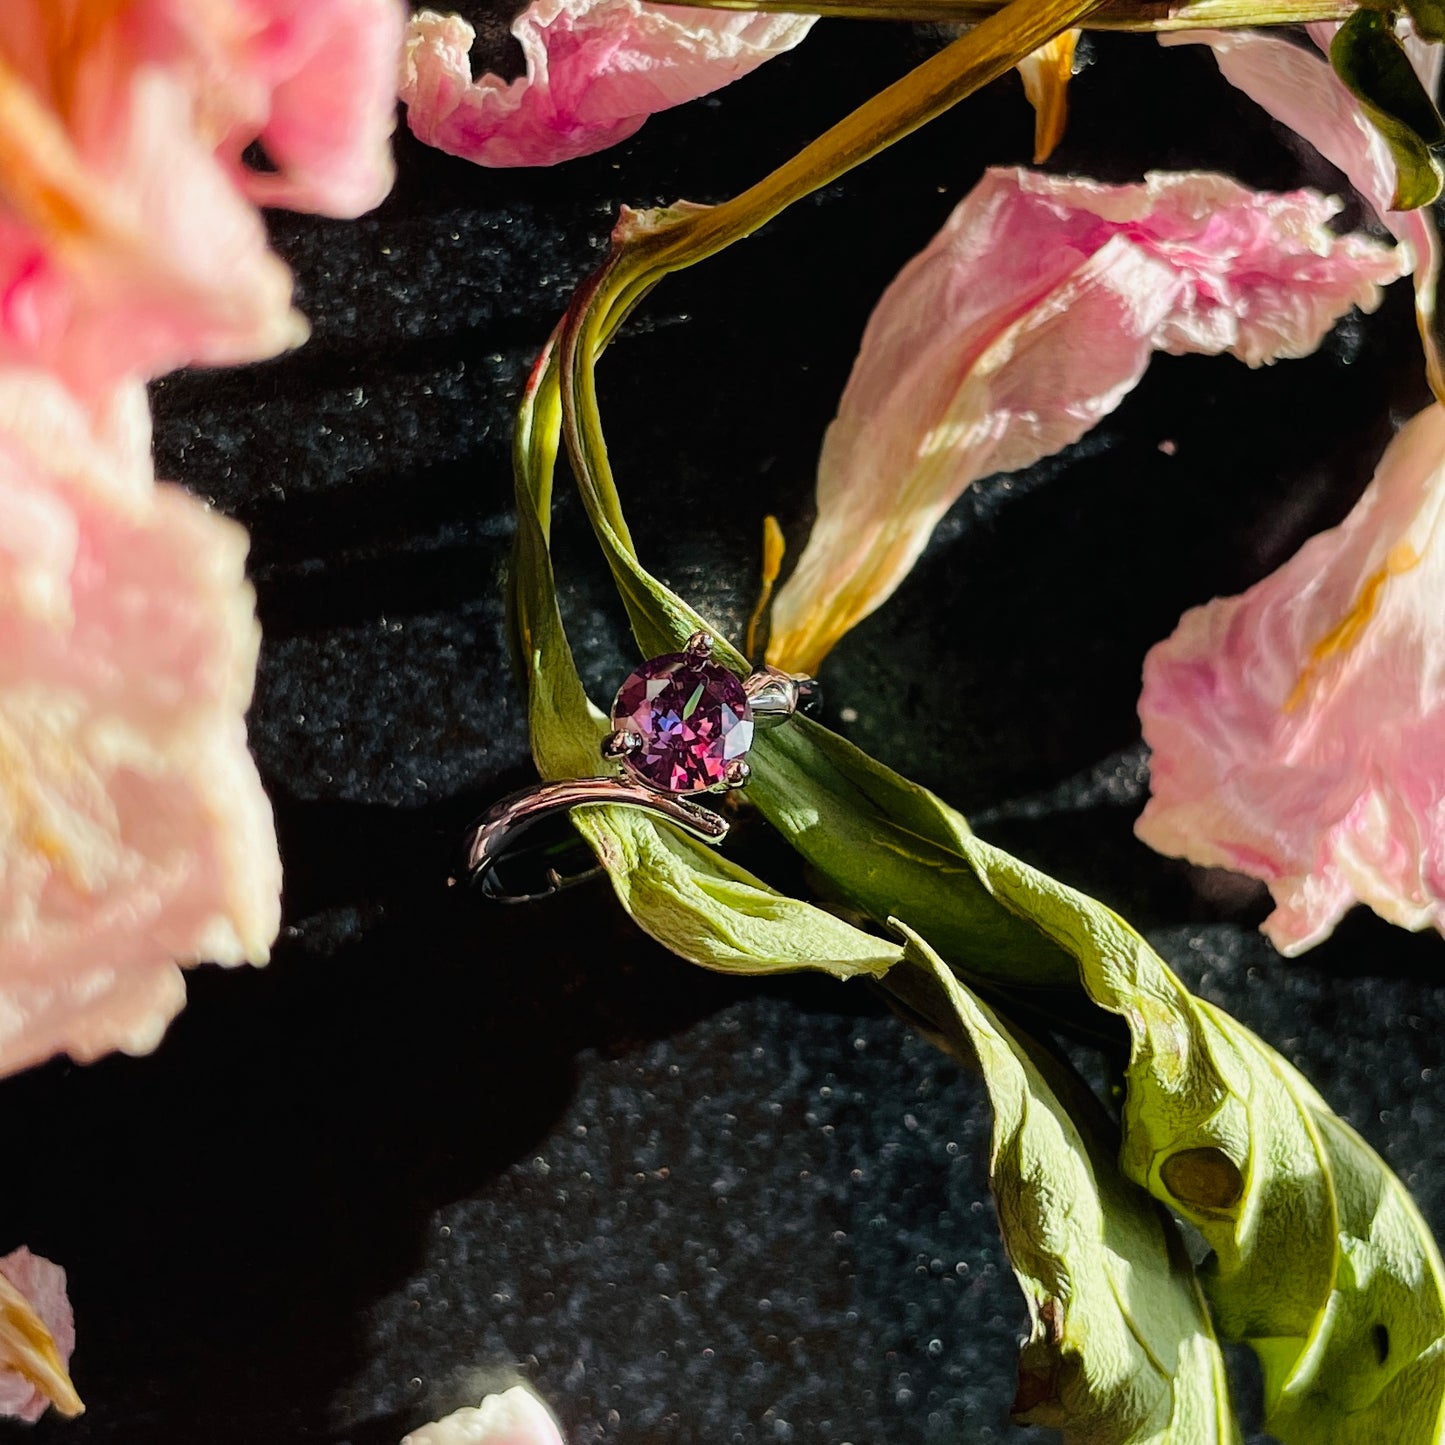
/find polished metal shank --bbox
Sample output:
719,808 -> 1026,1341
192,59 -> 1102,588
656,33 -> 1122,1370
467,774 -> 729,903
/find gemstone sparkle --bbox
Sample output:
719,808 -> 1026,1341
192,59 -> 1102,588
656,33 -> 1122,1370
611,651 -> 754,793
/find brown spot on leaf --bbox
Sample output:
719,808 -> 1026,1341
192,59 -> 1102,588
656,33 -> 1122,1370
1160,1147 -> 1244,1211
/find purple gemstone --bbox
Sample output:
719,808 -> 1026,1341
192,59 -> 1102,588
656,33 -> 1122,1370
611,651 -> 754,793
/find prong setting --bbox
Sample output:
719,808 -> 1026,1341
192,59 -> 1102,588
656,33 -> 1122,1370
723,758 -> 751,790
684,630 -> 713,660
601,728 -> 643,762
744,667 -> 820,728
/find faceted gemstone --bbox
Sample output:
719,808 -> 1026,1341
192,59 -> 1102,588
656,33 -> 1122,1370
611,651 -> 754,793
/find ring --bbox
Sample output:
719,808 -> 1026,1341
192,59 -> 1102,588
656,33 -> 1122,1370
466,631 -> 818,902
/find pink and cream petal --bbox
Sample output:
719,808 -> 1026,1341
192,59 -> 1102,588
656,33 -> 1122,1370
1138,403 -> 1445,954
223,0 -> 406,219
0,42 -> 304,400
0,0 -> 404,400
0,1247 -> 80,1422
402,1386 -> 566,1445
0,371 -> 280,1077
1162,26 -> 1442,390
401,1 -> 814,169
766,168 -> 1406,675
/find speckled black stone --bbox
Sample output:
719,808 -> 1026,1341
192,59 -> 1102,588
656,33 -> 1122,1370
1,21 -> 1443,1445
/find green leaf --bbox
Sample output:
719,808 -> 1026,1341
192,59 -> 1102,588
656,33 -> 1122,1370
539,350 -> 1079,989
509,339 -> 612,784
1330,10 -> 1445,209
572,806 -> 900,979
961,835 -> 1445,1445
890,926 -> 1240,1444
1405,0 -> 1445,45
749,721 -> 1082,988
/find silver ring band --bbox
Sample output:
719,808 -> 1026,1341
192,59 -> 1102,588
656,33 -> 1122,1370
466,776 -> 729,903
466,633 -> 817,903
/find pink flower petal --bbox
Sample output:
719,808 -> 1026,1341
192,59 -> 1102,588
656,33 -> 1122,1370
0,28 -> 302,400
766,168 -> 1407,674
1161,27 -> 1440,376
0,1247 -> 80,1421
217,0 -> 407,219
401,2 -> 813,168
402,1386 -> 566,1445
0,0 -> 404,400
1138,402 -> 1445,954
0,371 -> 280,1076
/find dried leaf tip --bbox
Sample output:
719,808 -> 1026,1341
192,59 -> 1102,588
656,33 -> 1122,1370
746,514 -> 786,661
1018,30 -> 1080,162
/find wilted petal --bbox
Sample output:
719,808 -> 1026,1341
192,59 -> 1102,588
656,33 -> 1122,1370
766,168 -> 1406,675
0,41 -> 303,401
1138,402 -> 1445,955
0,0 -> 404,398
0,1247 -> 80,1421
402,1386 -> 565,1445
401,2 -> 813,168
213,0 -> 406,219
0,371 -> 280,1076
1162,27 -> 1440,384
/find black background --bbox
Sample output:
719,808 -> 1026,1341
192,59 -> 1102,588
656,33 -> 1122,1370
4,17 -> 1444,1444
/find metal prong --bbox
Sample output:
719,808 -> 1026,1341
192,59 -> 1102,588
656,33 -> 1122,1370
743,666 -> 821,727
684,630 -> 713,660
723,758 -> 751,790
601,729 -> 643,762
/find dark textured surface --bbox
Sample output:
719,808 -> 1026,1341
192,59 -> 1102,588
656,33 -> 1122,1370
1,20 -> 1443,1445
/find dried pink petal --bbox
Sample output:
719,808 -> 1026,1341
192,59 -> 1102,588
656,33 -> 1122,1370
0,1247 -> 81,1421
0,26 -> 300,399
207,0 -> 407,219
401,2 -> 813,168
766,168 -> 1406,674
1138,402 -> 1445,955
1162,26 -> 1440,380
0,0 -> 404,400
402,1386 -> 565,1445
0,370 -> 280,1076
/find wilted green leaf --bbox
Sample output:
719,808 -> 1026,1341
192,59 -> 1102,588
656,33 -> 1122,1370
1405,0 -> 1445,45
509,339 -> 612,784
890,927 -> 1239,1444
748,720 -> 1082,987
963,835 -> 1445,1445
1331,10 -> 1445,209
541,334 -> 1078,990
573,806 -> 900,978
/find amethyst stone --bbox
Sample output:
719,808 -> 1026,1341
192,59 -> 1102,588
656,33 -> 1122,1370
611,651 -> 754,793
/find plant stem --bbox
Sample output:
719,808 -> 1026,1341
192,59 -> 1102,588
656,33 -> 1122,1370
621,0 -> 1113,283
